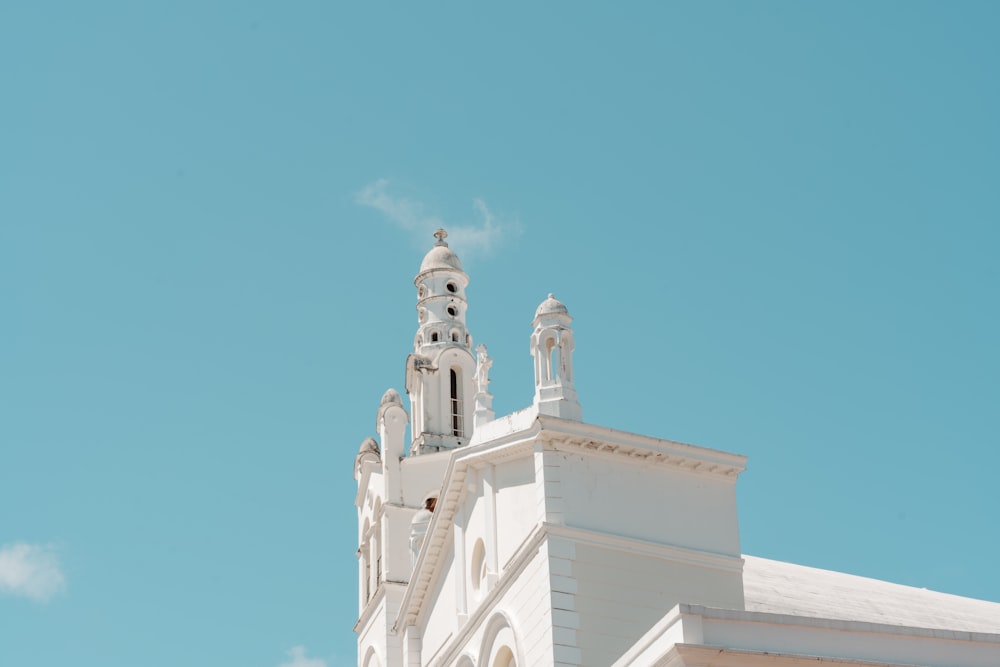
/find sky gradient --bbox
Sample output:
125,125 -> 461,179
2,2 -> 999,666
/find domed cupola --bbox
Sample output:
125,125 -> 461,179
418,243 -> 463,273
413,228 -> 473,353
406,229 -> 479,455
534,293 -> 570,319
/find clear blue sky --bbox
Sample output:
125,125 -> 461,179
2,2 -> 998,666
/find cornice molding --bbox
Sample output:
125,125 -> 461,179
664,644 -> 916,667
544,523 -> 744,574
536,415 -> 746,479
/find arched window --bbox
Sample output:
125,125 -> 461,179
493,647 -> 516,667
480,615 -> 520,667
363,646 -> 382,667
431,332 -> 439,342
450,368 -> 463,436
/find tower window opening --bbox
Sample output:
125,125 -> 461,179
451,331 -> 459,342
446,282 -> 458,293
431,332 -> 439,342
547,337 -> 558,382
450,368 -> 464,437
447,305 -> 458,317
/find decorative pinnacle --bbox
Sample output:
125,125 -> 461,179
549,293 -> 555,299
433,228 -> 448,246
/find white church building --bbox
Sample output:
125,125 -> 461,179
353,230 -> 1000,667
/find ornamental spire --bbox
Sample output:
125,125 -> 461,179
433,227 -> 448,246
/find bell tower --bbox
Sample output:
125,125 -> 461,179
406,229 -> 477,454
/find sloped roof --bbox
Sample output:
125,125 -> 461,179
743,555 -> 1000,635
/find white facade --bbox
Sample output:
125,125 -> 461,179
354,230 -> 1000,667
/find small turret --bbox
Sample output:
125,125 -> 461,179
530,294 -> 582,421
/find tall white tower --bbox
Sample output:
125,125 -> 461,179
406,228 -> 478,454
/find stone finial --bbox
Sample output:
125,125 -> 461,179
474,344 -> 492,394
354,436 -> 381,481
473,344 -> 495,429
380,388 -> 403,406
433,228 -> 448,246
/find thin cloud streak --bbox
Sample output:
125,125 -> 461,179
278,646 -> 328,667
356,179 -> 522,259
0,542 -> 66,602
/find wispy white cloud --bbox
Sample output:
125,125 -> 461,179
356,179 -> 522,259
278,646 -> 328,667
0,542 -> 66,602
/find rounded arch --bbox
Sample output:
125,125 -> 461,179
455,654 -> 475,667
478,611 -> 524,667
362,645 -> 382,667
